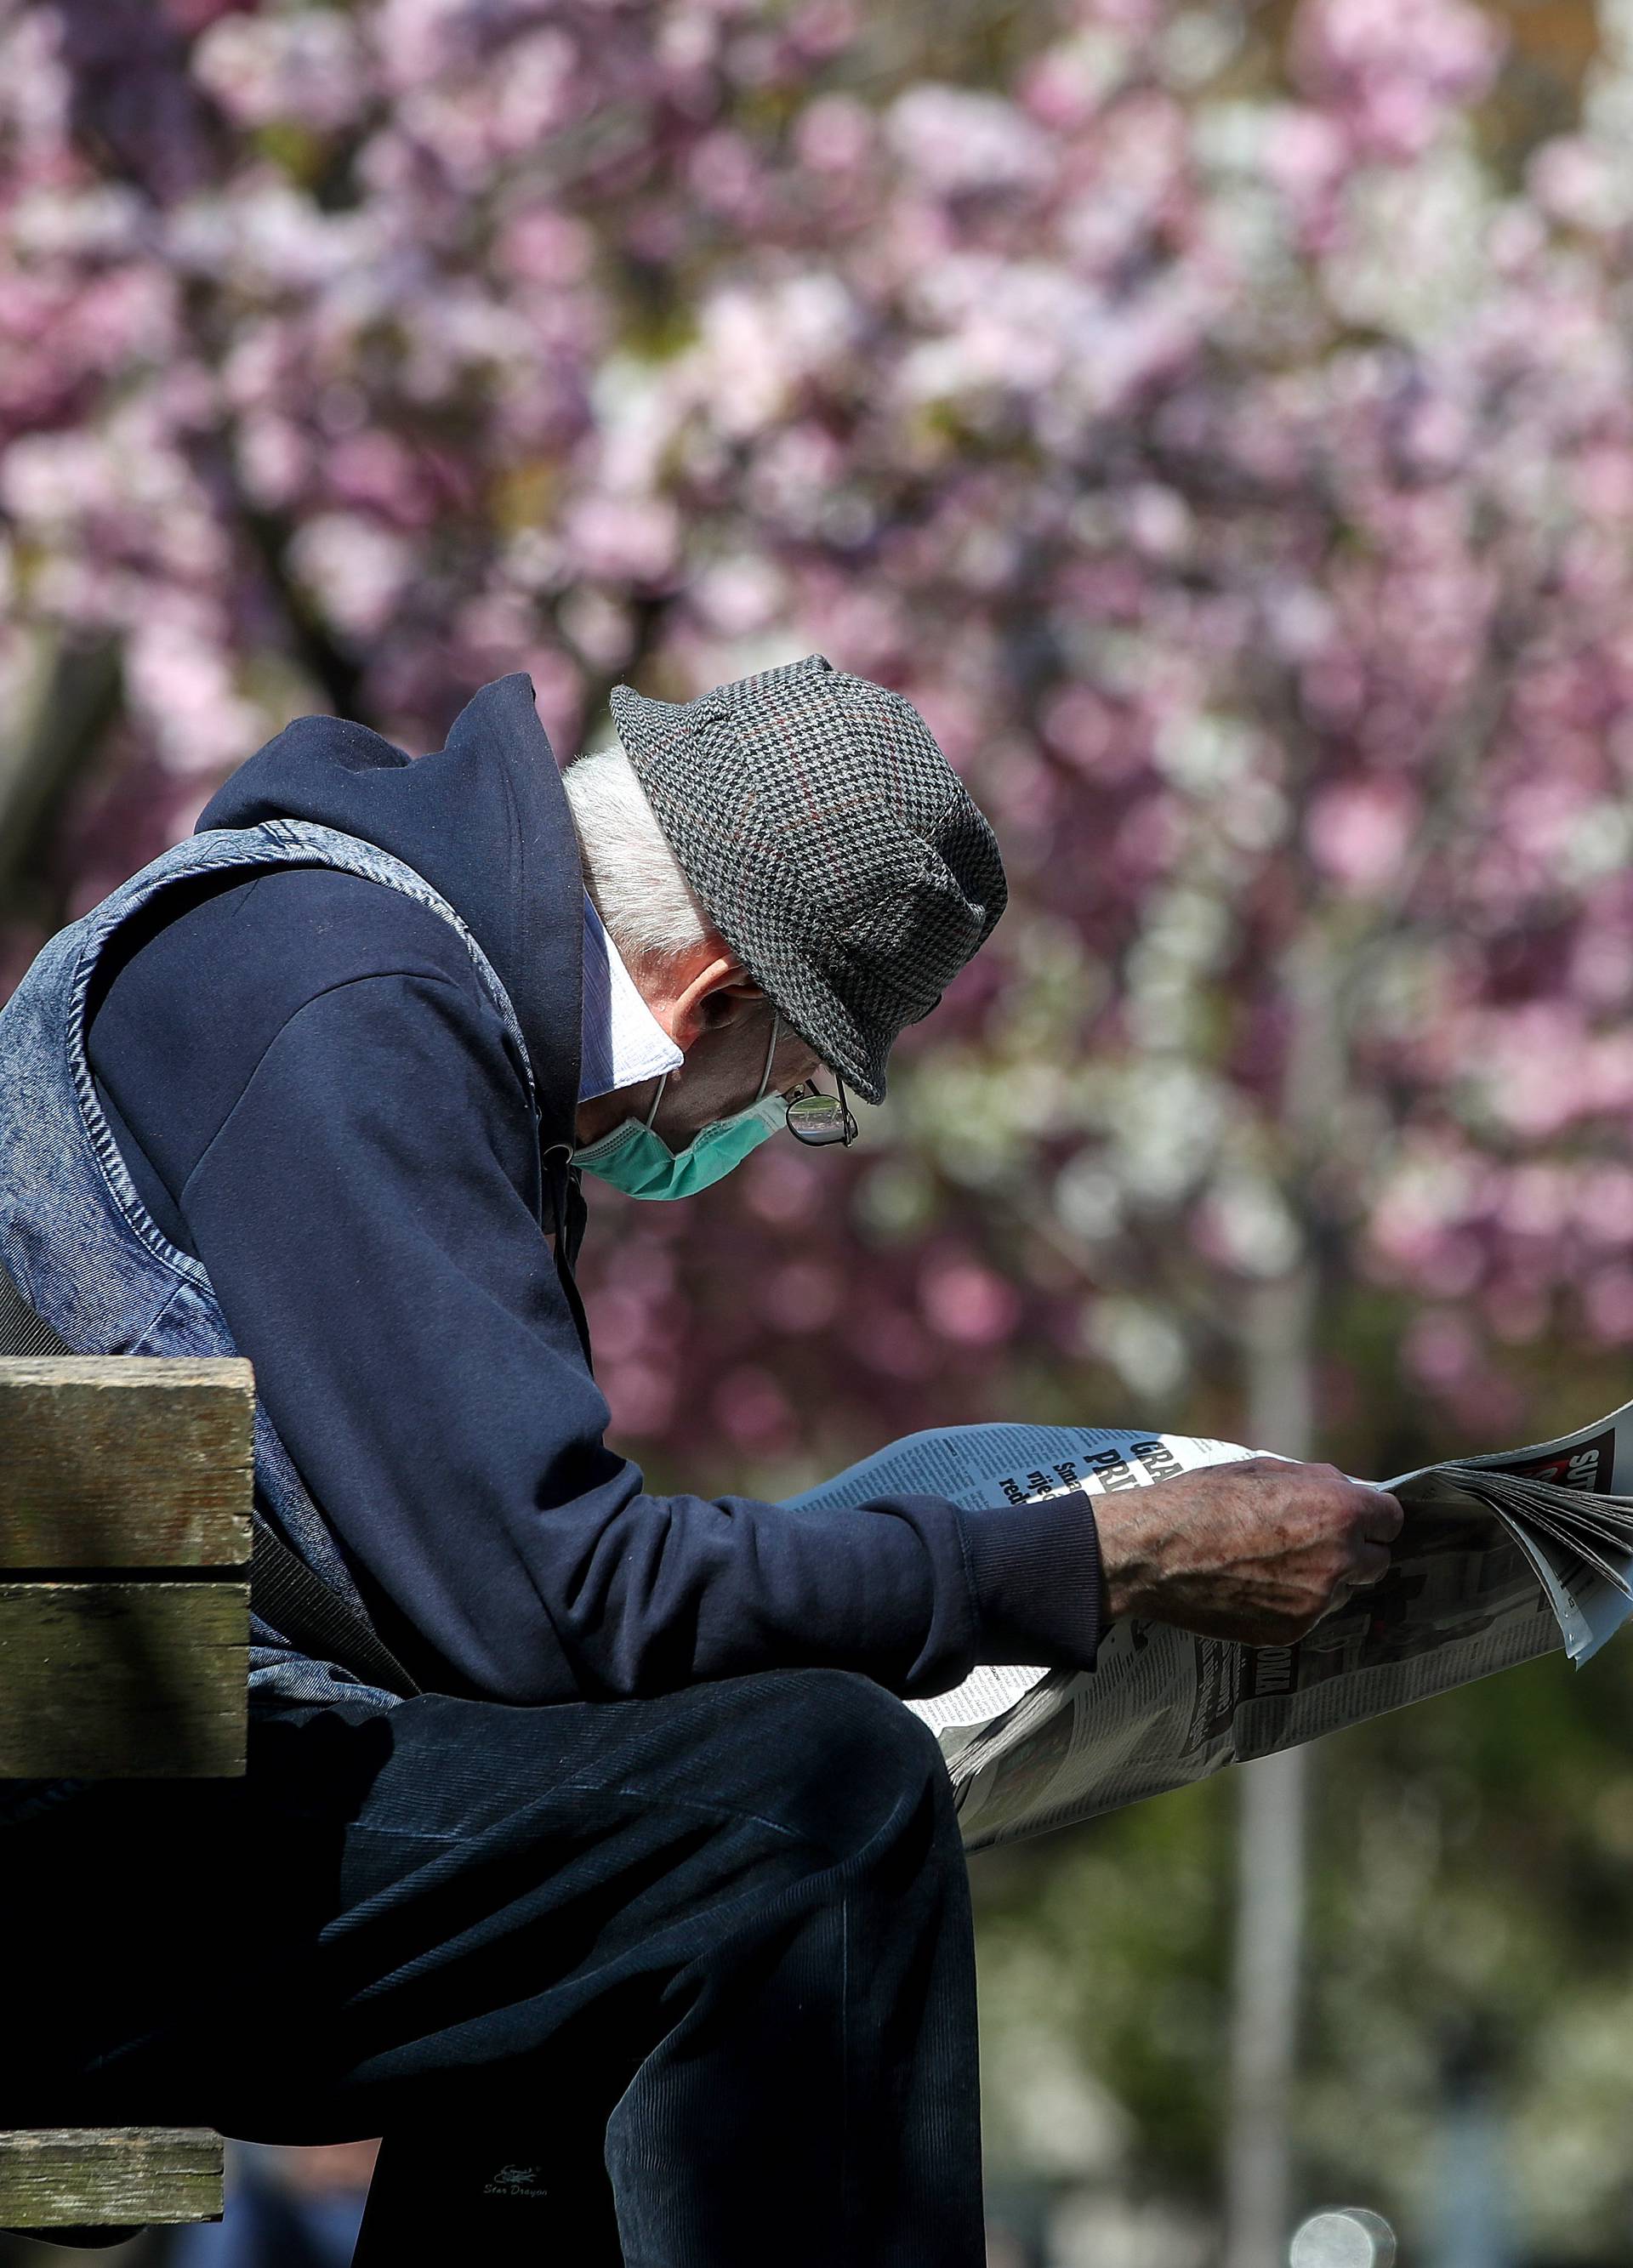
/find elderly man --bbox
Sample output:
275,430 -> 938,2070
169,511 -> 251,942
0,655 -> 1398,2264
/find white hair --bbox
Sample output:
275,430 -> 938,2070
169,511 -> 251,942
562,742 -> 714,968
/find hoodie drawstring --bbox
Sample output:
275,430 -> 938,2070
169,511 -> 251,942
541,1140 -> 594,1369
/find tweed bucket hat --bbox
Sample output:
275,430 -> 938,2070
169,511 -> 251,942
608,653 -> 1006,1104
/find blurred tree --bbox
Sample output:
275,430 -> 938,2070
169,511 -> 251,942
8,0 -> 1633,1463
9,0 -> 1633,2252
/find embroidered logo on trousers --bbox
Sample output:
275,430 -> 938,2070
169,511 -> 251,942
481,2164 -> 552,2199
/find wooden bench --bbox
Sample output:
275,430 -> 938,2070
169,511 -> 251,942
0,1356 -> 253,2239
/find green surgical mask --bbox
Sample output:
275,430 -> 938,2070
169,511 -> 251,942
574,1012 -> 784,1201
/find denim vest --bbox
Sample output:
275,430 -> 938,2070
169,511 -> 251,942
0,817 -> 543,1719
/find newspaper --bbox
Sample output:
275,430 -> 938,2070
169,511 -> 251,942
783,1403 -> 1633,1853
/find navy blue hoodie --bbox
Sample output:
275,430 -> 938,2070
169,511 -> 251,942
83,676 -> 1104,1705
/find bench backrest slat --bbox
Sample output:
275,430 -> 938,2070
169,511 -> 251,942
0,1356 -> 253,1568
0,1356 -> 253,1779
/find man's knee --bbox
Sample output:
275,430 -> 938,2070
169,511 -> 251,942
729,1668 -> 956,1869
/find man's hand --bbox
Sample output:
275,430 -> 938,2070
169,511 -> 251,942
1095,1458 -> 1404,1647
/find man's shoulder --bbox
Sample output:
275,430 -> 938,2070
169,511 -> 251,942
124,861 -> 486,1010
213,862 -> 482,993
88,860 -> 501,1119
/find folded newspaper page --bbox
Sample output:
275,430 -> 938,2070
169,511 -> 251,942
782,1402 -> 1633,1853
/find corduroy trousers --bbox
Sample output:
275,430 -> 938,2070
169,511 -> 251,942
4,1668 -> 984,2267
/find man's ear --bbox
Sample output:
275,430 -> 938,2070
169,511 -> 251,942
666,946 -> 763,1052
693,975 -> 766,1040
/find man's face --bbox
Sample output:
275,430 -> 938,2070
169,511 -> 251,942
572,944 -> 826,1155
650,995 -> 822,1148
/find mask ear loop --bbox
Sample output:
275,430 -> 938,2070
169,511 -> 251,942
755,1008 -> 781,1105
646,1005 -> 777,1137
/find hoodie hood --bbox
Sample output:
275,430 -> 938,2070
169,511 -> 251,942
196,674 -> 583,1141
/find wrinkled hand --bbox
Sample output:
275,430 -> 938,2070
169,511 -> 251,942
1095,1457 -> 1404,1647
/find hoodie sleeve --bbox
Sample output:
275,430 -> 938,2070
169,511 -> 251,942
100,950 -> 1105,1704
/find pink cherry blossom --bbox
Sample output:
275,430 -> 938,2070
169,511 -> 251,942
3,0 -> 1632,1468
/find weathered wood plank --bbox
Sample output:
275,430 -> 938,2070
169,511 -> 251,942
0,2129 -> 223,2225
0,1580 -> 248,1776
0,1358 -> 253,1569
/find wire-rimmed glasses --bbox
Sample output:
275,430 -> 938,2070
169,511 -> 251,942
785,1075 -> 859,1148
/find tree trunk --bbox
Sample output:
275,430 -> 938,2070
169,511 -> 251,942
0,631 -> 122,930
1223,1261 -> 1317,2268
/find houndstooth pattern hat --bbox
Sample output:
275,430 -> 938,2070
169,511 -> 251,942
609,653 -> 1007,1105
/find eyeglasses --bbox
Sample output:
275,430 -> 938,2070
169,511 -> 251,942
785,1075 -> 858,1148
